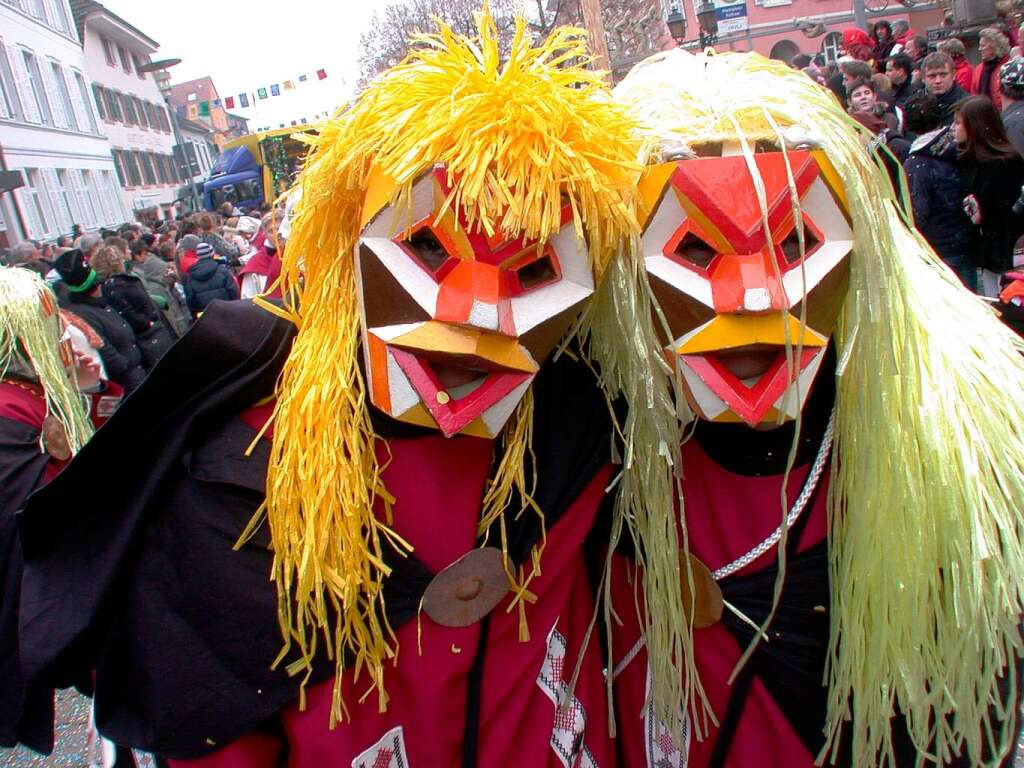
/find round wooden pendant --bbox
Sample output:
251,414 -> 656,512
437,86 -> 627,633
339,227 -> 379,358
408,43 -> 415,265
679,552 -> 724,628
422,547 -> 511,628
41,414 -> 71,461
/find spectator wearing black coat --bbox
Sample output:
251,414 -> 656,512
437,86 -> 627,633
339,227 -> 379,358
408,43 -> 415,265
886,54 -> 924,113
954,96 -> 1024,296
903,91 -> 979,291
53,250 -> 146,394
185,242 -> 239,315
922,52 -> 969,126
999,56 -> 1024,157
91,246 -> 175,370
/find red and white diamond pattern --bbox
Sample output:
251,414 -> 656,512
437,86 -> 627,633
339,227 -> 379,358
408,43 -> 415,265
644,666 -> 689,768
536,624 -> 599,768
351,725 -> 409,768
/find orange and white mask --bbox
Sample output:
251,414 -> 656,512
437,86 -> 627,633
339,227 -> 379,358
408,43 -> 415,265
638,149 -> 852,426
357,167 -> 594,438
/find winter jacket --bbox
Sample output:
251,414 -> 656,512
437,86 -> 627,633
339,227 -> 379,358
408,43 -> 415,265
133,254 -> 190,337
953,57 -> 973,92
65,293 -> 146,394
185,258 -> 239,314
891,77 -> 923,112
962,154 -> 1024,272
904,127 -> 977,263
971,57 -> 1008,111
1003,100 -> 1024,158
100,273 -> 175,370
935,83 -> 969,126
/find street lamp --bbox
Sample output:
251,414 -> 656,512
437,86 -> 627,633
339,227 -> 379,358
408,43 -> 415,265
137,57 -> 202,215
695,1 -> 718,47
665,2 -> 687,44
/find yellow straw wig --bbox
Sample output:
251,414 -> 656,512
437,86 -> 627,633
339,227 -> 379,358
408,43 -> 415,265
246,7 -> 640,724
589,48 -> 1024,766
0,266 -> 92,454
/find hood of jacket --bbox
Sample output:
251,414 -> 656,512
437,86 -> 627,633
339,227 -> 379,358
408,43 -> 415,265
188,258 -> 221,281
909,126 -> 959,162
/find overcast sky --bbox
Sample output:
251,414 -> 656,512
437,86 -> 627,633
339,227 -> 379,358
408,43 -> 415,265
99,0 -> 392,129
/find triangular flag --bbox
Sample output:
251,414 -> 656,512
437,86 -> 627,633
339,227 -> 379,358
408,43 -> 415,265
316,68 -> 327,80
257,87 -> 268,100
270,84 -> 280,97
298,74 -> 308,82
224,96 -> 235,109
239,93 -> 249,108
283,80 -> 294,90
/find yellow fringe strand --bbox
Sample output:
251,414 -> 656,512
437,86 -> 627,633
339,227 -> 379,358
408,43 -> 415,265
252,6 -> 640,725
599,48 -> 1024,766
0,267 -> 92,454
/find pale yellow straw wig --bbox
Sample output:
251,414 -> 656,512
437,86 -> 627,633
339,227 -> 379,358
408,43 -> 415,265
0,266 -> 92,453
244,8 -> 640,724
586,48 -> 1024,766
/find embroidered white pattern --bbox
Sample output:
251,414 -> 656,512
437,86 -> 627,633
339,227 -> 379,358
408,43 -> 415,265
351,725 -> 410,768
536,624 -> 599,768
644,666 -> 689,768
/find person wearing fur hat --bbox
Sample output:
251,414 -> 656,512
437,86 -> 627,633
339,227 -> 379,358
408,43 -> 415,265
592,49 -> 1024,768
999,56 -> 1024,155
0,266 -> 94,753
53,249 -> 146,394
12,10 -> 641,767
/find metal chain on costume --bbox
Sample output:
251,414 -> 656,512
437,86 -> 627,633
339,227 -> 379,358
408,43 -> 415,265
611,407 -> 836,680
711,407 -> 836,581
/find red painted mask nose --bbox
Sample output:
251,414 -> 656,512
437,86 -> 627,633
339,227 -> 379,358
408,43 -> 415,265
710,252 -> 788,314
435,261 -> 513,333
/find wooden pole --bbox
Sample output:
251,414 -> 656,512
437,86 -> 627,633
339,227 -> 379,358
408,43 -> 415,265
580,0 -> 612,79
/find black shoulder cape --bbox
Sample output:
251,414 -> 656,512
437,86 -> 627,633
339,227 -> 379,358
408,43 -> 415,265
16,299 -> 613,758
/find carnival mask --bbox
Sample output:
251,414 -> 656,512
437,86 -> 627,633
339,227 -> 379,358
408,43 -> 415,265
638,149 -> 852,426
357,166 -> 594,438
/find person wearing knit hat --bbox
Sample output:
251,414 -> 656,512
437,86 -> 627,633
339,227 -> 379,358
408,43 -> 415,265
54,249 -> 146,393
999,55 -> 1024,155
183,241 -> 238,316
13,9 -> 640,766
0,266 -> 94,752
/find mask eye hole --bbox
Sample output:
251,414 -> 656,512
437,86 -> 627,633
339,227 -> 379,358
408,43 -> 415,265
778,221 -> 822,265
404,227 -> 451,274
516,254 -> 557,290
674,232 -> 717,269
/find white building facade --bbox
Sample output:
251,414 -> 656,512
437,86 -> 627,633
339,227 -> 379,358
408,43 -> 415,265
74,0 -> 181,222
0,0 -> 128,245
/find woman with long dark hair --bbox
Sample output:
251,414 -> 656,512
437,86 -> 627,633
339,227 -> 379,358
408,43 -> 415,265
955,95 -> 1024,295
871,20 -> 896,72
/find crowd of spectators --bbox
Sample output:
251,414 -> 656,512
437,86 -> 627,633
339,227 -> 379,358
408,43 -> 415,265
794,18 -> 1024,299
1,202 -> 285,395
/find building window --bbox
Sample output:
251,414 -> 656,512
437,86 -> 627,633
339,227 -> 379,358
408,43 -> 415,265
132,53 -> 146,80
23,169 -> 52,237
73,169 -> 98,228
120,92 -> 136,125
821,32 -> 843,65
49,61 -> 75,130
133,96 -> 148,129
101,37 -> 116,67
21,50 -> 51,125
154,152 -> 168,184
117,45 -> 132,74
0,41 -> 21,120
136,150 -> 155,185
155,104 -> 170,132
101,171 -> 123,223
121,150 -> 141,187
73,71 -> 97,132
111,150 -> 126,186
50,0 -> 73,36
104,88 -> 121,121
26,0 -> 46,21
92,83 -> 106,120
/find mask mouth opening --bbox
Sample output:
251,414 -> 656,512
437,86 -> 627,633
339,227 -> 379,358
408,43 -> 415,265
708,343 -> 782,383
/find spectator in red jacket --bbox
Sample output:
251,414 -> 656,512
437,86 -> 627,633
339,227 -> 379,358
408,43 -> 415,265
972,28 -> 1012,110
938,37 -> 973,90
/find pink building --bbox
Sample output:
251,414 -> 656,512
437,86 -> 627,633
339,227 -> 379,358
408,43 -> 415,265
666,0 -> 946,63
